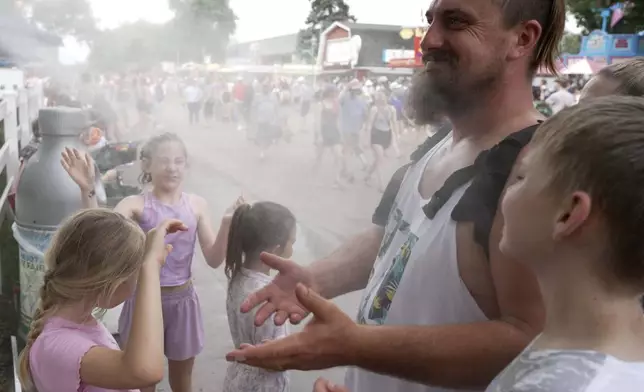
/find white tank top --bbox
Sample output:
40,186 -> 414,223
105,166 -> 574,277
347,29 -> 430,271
347,135 -> 489,392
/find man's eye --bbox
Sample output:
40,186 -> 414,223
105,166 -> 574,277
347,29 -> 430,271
446,17 -> 467,28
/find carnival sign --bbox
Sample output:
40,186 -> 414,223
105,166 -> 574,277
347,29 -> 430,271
324,38 -> 352,66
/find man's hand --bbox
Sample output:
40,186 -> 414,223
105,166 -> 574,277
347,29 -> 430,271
313,378 -> 350,392
241,253 -> 315,326
228,283 -> 359,371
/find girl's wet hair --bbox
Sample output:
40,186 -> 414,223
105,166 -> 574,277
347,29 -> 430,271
225,201 -> 296,282
138,132 -> 187,184
530,96 -> 644,292
597,57 -> 644,97
18,209 -> 146,391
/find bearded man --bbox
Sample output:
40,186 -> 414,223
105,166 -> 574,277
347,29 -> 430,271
227,1 -> 566,392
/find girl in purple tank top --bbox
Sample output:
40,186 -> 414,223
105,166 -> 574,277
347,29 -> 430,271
17,208 -> 186,392
64,133 -> 240,392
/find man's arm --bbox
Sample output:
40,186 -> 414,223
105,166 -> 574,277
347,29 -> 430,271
345,159 -> 545,389
309,225 -> 383,299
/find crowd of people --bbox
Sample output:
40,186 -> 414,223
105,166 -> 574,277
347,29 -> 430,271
15,0 -> 644,391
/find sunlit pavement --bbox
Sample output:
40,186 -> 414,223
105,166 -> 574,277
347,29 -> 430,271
124,99 -> 416,391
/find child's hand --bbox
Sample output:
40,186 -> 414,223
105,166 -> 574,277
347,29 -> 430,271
61,147 -> 96,192
313,378 -> 350,392
145,219 -> 188,267
223,195 -> 246,223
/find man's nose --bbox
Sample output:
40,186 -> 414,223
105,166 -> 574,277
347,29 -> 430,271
421,24 -> 445,52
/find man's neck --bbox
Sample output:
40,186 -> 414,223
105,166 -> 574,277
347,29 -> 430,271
449,84 -> 541,144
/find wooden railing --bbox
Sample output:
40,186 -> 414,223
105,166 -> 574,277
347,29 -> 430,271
0,84 -> 42,392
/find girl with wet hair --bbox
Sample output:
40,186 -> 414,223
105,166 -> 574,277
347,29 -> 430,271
488,96 -> 644,392
18,209 -> 186,392
580,57 -> 644,100
223,201 -> 297,392
62,132 -> 241,392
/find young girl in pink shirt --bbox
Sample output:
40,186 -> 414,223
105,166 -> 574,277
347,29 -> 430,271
18,208 -> 186,392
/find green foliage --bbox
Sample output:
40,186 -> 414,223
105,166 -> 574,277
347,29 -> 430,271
89,0 -> 236,72
567,0 -> 644,34
169,0 -> 237,62
23,0 -> 97,42
560,33 -> 582,54
297,0 -> 356,63
88,21 -> 174,72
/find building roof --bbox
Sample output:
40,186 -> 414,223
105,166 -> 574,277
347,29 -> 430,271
228,33 -> 298,58
345,22 -> 404,32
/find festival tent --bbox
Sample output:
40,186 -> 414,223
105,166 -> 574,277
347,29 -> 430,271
561,59 -> 606,75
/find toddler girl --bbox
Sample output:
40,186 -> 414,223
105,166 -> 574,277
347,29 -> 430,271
223,201 -> 297,392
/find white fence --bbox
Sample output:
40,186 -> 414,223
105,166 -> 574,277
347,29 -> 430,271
0,84 -> 42,392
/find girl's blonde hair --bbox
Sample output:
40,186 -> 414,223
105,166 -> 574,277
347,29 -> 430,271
18,209 -> 146,391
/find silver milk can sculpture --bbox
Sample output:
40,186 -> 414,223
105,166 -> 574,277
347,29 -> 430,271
13,107 -> 106,339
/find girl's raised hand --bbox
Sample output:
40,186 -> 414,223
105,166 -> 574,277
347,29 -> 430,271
145,219 -> 188,266
223,194 -> 247,222
61,147 -> 96,191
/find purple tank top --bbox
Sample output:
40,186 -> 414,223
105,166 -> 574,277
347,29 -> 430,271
139,192 -> 198,287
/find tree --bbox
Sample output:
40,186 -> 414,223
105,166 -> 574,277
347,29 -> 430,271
168,0 -> 237,62
560,32 -> 582,54
88,0 -> 236,71
297,0 -> 356,63
567,0 -> 644,34
88,21 -> 173,72
19,0 -> 97,42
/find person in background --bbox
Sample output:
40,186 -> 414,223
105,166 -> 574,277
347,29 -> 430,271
533,86 -> 553,118
223,201 -> 296,392
365,91 -> 397,192
17,208 -> 186,392
253,84 -> 279,160
315,88 -> 344,188
488,96 -> 644,392
539,79 -> 549,100
202,77 -> 216,125
155,79 -> 165,104
580,57 -> 644,100
339,79 -> 368,182
546,78 -> 575,114
183,79 -> 203,126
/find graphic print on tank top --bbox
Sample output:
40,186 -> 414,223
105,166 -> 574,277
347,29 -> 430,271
358,201 -> 418,325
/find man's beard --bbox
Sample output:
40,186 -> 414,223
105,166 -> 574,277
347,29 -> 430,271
406,58 -> 503,126
406,67 -> 453,126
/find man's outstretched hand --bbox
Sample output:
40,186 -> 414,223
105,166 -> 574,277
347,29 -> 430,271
228,283 -> 359,371
240,252 -> 315,326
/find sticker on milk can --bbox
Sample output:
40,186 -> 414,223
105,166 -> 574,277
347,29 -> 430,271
13,223 -> 54,339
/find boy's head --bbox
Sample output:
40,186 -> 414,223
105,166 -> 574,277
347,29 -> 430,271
501,96 -> 644,294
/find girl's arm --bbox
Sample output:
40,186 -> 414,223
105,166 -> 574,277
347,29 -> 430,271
61,147 -> 142,219
79,259 -> 164,388
191,195 -> 238,269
